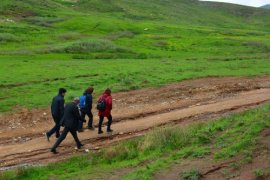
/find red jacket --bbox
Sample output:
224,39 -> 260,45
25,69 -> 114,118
98,93 -> 112,117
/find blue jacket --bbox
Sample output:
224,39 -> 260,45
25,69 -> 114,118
51,94 -> 65,120
82,92 -> 93,112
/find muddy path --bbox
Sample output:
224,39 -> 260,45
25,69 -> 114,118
0,76 -> 270,169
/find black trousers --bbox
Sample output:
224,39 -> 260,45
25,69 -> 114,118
51,127 -> 82,150
47,116 -> 61,138
98,115 -> 112,132
79,110 -> 93,129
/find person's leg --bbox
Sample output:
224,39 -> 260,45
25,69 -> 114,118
78,110 -> 86,131
87,111 -> 94,129
98,116 -> 104,134
107,115 -> 113,132
70,130 -> 83,148
51,127 -> 69,152
47,117 -> 60,138
55,119 -> 61,138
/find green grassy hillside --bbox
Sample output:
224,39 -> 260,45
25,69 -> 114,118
0,0 -> 270,111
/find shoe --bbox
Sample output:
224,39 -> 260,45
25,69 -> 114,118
98,130 -> 103,134
77,144 -> 84,149
45,133 -> 50,142
78,129 -> 84,133
88,126 -> 95,130
107,129 -> 113,133
51,149 -> 58,154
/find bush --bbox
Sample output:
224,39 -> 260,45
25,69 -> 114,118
63,39 -> 129,53
139,126 -> 195,151
180,169 -> 202,180
0,33 -> 20,42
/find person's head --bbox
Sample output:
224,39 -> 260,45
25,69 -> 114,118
104,88 -> 111,95
58,88 -> 67,96
73,97 -> 80,105
85,87 -> 94,94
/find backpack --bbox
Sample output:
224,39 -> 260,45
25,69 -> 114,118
97,97 -> 106,111
79,95 -> 86,108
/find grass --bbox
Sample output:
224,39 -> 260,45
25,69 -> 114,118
1,103 -> 270,179
0,0 -> 270,111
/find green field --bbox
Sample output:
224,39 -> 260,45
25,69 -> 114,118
2,103 -> 270,179
1,0 -> 270,112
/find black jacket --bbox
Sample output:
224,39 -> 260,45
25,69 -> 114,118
60,102 -> 83,130
82,92 -> 93,112
51,94 -> 65,120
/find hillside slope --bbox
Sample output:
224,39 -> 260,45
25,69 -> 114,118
0,0 -> 270,111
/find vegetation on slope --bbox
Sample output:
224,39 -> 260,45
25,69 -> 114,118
0,0 -> 270,111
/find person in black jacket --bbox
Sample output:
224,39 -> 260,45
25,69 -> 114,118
51,97 -> 84,154
78,87 -> 94,132
45,88 -> 66,141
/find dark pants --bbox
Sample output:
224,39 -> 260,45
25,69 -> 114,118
98,115 -> 112,132
78,110 -> 93,130
51,127 -> 82,150
47,116 -> 61,138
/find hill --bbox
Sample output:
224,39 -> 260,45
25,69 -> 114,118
0,0 -> 270,111
261,4 -> 270,9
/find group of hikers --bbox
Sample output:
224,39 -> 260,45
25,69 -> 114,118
45,87 -> 113,154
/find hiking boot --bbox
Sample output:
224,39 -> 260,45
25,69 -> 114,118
45,133 -> 50,142
51,149 -> 58,154
107,129 -> 113,133
78,129 -> 84,133
77,144 -> 84,149
98,130 -> 103,134
88,126 -> 95,130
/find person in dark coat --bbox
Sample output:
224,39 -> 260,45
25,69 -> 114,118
98,88 -> 113,134
51,97 -> 84,154
78,87 -> 94,132
46,88 -> 66,141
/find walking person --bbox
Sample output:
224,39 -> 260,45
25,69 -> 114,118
45,88 -> 66,141
51,97 -> 84,154
78,87 -> 94,132
97,88 -> 113,134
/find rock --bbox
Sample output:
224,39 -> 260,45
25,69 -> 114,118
119,132 -> 124,135
25,137 -> 31,141
85,149 -> 89,153
94,147 -> 100,150
43,112 -> 47,116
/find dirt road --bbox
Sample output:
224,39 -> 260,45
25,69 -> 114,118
0,76 -> 270,169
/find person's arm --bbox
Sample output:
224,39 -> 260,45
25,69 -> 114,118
89,94 -> 93,110
107,96 -> 113,110
85,94 -> 91,110
59,97 -> 65,118
74,104 -> 84,122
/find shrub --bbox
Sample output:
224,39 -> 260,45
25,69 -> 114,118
63,39 -> 128,53
0,33 -> 20,42
180,169 -> 202,180
107,31 -> 135,40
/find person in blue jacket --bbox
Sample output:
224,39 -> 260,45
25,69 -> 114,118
45,88 -> 66,141
78,87 -> 94,132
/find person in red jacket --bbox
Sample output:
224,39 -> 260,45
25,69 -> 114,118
98,88 -> 113,134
